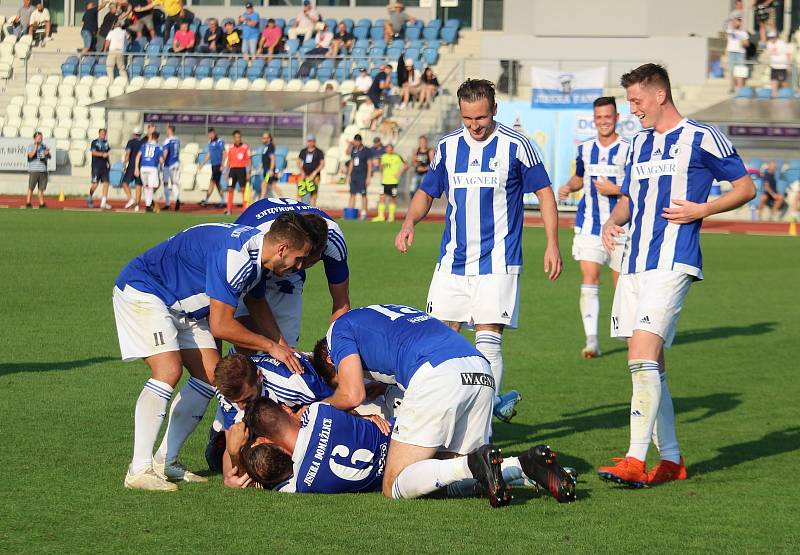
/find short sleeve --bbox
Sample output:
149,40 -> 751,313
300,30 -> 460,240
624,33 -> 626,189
574,144 -> 585,178
516,139 -> 550,194
206,248 -> 255,308
322,229 -> 349,285
419,142 -> 447,198
215,391 -> 242,430
318,149 -> 325,160
620,136 -> 637,196
698,127 -> 747,182
326,319 -> 359,367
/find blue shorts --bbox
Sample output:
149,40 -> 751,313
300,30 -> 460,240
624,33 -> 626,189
81,29 -> 94,49
242,38 -> 258,55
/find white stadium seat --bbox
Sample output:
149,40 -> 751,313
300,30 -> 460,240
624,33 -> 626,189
25,82 -> 41,98
74,83 -> 92,100
40,96 -> 58,108
183,142 -> 199,154
53,126 -> 71,140
58,83 -> 76,98
214,78 -> 232,90
196,77 -> 214,90
39,117 -> 56,129
2,125 -> 20,138
29,74 -> 44,85
179,77 -> 197,89
9,95 -> 24,107
70,127 -> 88,140
95,76 -> 110,87
108,85 -> 125,97
78,75 -> 94,87
196,164 -> 211,186
285,79 -> 303,91
249,78 -> 267,91
71,139 -> 89,152
123,111 -> 140,125
302,79 -> 321,92
68,149 -> 87,167
323,80 -> 339,92
62,75 -> 78,86
39,105 -> 56,120
22,104 -> 39,118
89,107 -> 105,120
73,106 -> 89,121
41,83 -> 59,97
144,77 -> 163,89
267,79 -> 285,91
5,104 -> 22,119
162,77 -> 179,89
45,74 -> 60,85
38,126 -> 54,139
232,78 -> 249,90
91,86 -> 108,100
19,124 -> 36,138
0,62 -> 13,79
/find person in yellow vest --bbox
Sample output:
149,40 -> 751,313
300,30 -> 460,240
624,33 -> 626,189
372,143 -> 408,222
157,0 -> 183,39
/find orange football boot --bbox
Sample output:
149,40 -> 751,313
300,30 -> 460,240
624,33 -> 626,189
647,457 -> 687,485
597,457 -> 648,488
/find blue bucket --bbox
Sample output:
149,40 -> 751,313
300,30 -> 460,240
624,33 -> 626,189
343,207 -> 359,220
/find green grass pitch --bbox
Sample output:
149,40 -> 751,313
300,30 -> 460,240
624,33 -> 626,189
1,210 -> 798,554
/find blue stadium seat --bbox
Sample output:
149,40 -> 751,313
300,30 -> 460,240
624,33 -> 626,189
325,18 -> 337,31
298,43 -> 314,56
199,24 -> 209,39
92,62 -> 108,77
423,47 -> 439,65
372,39 -> 387,50
405,47 -> 420,61
735,86 -> 753,98
211,65 -> 229,80
351,46 -> 367,58
445,18 -> 460,29
426,39 -> 441,50
353,26 -> 369,40
194,65 -> 211,79
230,59 -> 248,79
110,162 -> 124,188
387,46 -> 403,59
177,60 -> 196,79
777,87 -> 793,99
390,39 -> 404,49
779,169 -> 800,193
161,64 -> 177,78
266,60 -> 283,80
342,18 -> 354,32
149,36 -> 164,47
161,44 -> 173,54
126,40 -> 142,53
405,26 -> 421,41
335,63 -> 350,82
369,26 -> 384,41
275,146 -> 289,157
79,57 -> 96,76
427,19 -> 443,30
356,18 -> 371,28
285,38 -> 300,55
250,173 -> 263,196
288,58 -> 301,76
246,63 -> 264,80
440,27 -> 458,44
755,87 -> 772,99
61,55 -> 79,76
422,27 -> 439,41
407,39 -> 423,50
317,66 -> 333,82
369,45 -> 385,59
275,155 -> 287,172
788,159 -> 800,170
129,63 -> 144,77
275,18 -> 286,30
143,64 -> 160,78
748,158 -> 763,171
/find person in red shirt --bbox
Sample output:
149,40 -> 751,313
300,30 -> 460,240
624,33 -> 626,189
258,17 -> 282,62
171,20 -> 195,53
225,130 -> 251,215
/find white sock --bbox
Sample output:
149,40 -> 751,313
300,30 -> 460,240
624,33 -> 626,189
475,331 -> 504,390
163,185 -> 171,205
144,186 -> 153,207
391,457 -> 471,499
652,373 -> 681,463
579,284 -> 600,340
171,182 -> 181,202
130,379 -> 173,474
155,377 -> 215,464
626,360 -> 662,461
501,456 -> 525,483
101,195 -> 107,205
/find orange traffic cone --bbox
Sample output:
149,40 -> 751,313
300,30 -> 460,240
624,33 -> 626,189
58,190 -> 65,202
789,218 -> 797,237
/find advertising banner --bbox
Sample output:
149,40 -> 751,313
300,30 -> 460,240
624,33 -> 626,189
0,138 -> 57,171
530,66 -> 606,109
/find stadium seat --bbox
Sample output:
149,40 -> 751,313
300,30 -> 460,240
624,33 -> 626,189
369,26 -> 384,41
777,88 -> 793,99
70,127 -> 87,140
92,85 -> 109,100
267,78 -> 286,91
73,106 -> 90,121
162,77 -> 179,89
303,79 -> 321,92
144,77 -> 164,89
322,79 -> 339,92
285,79 -> 303,91
21,104 -> 39,119
39,105 -> 56,120
25,82 -> 41,98
422,27 -> 439,41
232,78 -> 249,90
5,103 -> 22,119
38,126 -> 53,139
179,77 -> 197,89
180,166 -> 198,191
68,149 -> 87,167
196,77 -> 214,90
55,100 -> 74,116
387,46 -> 402,59
405,26 -> 421,41
755,87 -> 772,99
53,123 -> 71,140
339,80 -> 355,94
110,162 -> 124,187
353,26 -> 369,41
214,78 -> 232,90
194,64 -> 211,79
735,87 -> 753,98
249,78 -> 268,91
423,47 -> 439,65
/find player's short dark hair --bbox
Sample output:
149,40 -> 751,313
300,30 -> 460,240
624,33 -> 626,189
151,131 -> 160,140
215,354 -> 258,399
208,127 -> 216,134
242,397 -> 288,439
593,96 -> 617,112
267,212 -> 313,251
312,337 -> 337,385
457,79 -> 496,108
620,63 -> 673,103
239,442 -> 293,489
167,124 -> 175,132
233,129 -> 241,136
301,213 -> 328,262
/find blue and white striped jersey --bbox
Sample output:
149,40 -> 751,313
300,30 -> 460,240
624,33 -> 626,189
236,198 -> 349,295
574,137 -> 630,236
162,136 -> 181,167
115,223 -> 267,319
279,402 -> 389,494
620,119 -> 747,279
216,354 -> 334,430
420,123 -> 551,276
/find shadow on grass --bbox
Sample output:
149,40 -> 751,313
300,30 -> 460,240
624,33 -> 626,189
673,321 -> 777,345
0,356 -> 116,376
494,393 -> 742,454
688,426 -> 800,476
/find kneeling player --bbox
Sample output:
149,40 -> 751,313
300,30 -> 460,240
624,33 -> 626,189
314,304 -> 575,507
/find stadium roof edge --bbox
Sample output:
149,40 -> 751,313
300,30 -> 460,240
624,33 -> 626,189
690,98 -> 800,126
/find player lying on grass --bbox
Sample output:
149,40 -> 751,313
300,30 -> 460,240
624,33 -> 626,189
210,352 -> 401,481
312,304 -> 575,507
230,397 -> 576,503
113,215 -> 319,491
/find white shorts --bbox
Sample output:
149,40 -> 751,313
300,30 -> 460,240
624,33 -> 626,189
391,356 -> 494,454
140,167 -> 160,188
353,384 -> 404,420
234,288 -> 303,347
113,285 -> 218,361
163,163 -> 180,186
610,270 -> 692,348
572,232 -> 625,273
426,270 -> 520,329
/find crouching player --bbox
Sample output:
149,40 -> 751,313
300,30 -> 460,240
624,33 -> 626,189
313,304 -> 576,506
235,397 -> 575,502
113,216 -> 313,491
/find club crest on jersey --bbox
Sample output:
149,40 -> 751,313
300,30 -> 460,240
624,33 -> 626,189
669,144 -> 681,157
488,157 -> 500,170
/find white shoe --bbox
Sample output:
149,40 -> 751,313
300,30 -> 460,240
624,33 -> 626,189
134,205 -> 140,212
581,343 -> 601,358
124,198 -> 136,209
101,202 -> 112,210
153,457 -> 208,483
124,466 -> 178,491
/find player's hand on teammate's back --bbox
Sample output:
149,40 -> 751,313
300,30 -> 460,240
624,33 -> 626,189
544,244 -> 563,281
224,465 -> 253,489
601,221 -> 626,252
361,414 -> 392,435
662,199 -> 708,225
268,343 -> 303,374
395,225 -> 414,253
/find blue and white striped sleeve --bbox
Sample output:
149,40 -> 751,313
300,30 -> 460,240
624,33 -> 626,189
574,144 -> 585,178
516,137 -> 550,194
697,125 -> 747,182
322,227 -> 349,285
206,248 -> 256,307
419,141 -> 447,198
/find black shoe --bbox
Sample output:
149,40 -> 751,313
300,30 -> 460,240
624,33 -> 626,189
39,203 -> 47,209
145,204 -> 153,212
25,202 -> 32,209
175,200 -> 181,211
519,444 -> 577,503
163,204 -> 171,211
199,199 -> 208,207
467,444 -> 511,508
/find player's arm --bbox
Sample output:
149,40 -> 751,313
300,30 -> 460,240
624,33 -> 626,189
134,152 -> 142,176
558,174 -> 583,199
296,156 -> 305,178
209,299 -> 302,373
594,177 -> 622,197
243,292 -> 287,345
269,153 -> 276,175
27,147 -> 37,160
395,189 -> 434,253
312,159 -> 325,179
328,279 -> 350,323
345,158 -> 353,182
601,193 -> 631,252
534,186 -> 562,281
322,353 -> 365,410
663,174 -> 756,224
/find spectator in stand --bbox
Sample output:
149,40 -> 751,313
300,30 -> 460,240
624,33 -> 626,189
199,18 -> 224,53
297,22 -> 332,77
757,160 -> 785,219
372,143 -> 407,223
257,131 -> 282,199
384,1 -> 415,43
370,136 -> 385,174
29,2 -> 51,43
297,134 -> 325,207
753,0 -> 776,46
355,66 -> 372,94
287,0 -> 320,43
223,20 -> 242,54
26,131 -> 49,209
366,63 -> 391,132
766,30 -> 791,97
175,6 -> 194,27
116,1 -> 133,28
258,18 -> 282,61
171,20 -> 195,53
80,2 -> 109,56
97,3 -> 120,52
400,58 -> 422,109
88,128 -> 112,210
160,0 -> 183,40
345,133 -> 371,220
105,22 -> 128,79
239,2 -> 261,63
328,21 -> 354,58
410,134 -> 433,194
725,16 -> 750,93
6,0 -> 34,39
130,0 -> 156,41
224,130 -> 251,215
419,66 -> 440,108
121,127 -> 143,210
200,128 -> 226,208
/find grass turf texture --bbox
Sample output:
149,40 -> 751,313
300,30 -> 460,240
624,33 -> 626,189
1,210 -> 798,554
